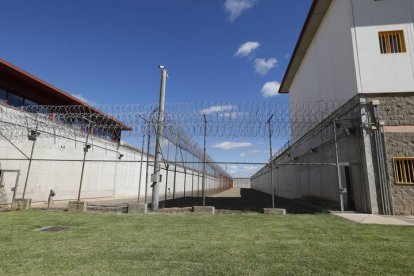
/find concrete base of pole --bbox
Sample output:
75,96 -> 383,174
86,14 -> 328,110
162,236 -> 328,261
11,198 -> 31,210
263,208 -> 287,215
192,206 -> 215,214
68,201 -> 88,212
128,203 -> 148,214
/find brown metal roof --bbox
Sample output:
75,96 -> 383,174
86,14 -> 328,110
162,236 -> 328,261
0,59 -> 132,130
279,0 -> 333,93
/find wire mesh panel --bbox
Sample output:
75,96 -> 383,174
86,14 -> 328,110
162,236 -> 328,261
0,99 -> 357,204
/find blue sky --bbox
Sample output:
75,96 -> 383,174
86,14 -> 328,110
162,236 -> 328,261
0,0 -> 312,176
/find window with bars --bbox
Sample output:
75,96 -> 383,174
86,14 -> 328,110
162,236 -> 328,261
379,31 -> 406,54
393,157 -> 414,184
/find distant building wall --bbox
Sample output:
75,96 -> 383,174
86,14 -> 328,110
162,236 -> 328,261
232,178 -> 251,189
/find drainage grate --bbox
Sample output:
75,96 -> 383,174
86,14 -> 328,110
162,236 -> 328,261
38,226 -> 68,232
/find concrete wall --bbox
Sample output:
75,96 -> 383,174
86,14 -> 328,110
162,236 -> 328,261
0,106 -> 229,205
253,93 -> 414,215
367,93 -> 414,215
351,0 -> 414,93
251,98 -> 369,213
232,178 -> 251,189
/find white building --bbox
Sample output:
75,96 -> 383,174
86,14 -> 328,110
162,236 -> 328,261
0,59 -> 230,209
252,0 -> 414,215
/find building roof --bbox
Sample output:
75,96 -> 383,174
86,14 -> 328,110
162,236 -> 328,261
279,0 -> 333,93
0,59 -> 131,130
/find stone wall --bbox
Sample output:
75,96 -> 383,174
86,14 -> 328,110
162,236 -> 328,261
383,133 -> 414,215
368,93 -> 414,215
372,94 -> 414,126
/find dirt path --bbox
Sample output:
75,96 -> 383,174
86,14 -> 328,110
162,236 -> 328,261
159,188 -> 329,214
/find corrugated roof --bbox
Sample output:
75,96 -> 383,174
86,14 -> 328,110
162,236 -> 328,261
0,59 -> 132,130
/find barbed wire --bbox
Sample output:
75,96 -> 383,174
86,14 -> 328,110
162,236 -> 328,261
0,100 -> 346,137
0,99 -> 362,178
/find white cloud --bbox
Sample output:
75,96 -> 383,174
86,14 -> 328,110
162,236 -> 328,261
71,93 -> 98,106
212,141 -> 252,150
239,148 -> 266,157
200,105 -> 245,119
200,105 -> 235,115
254,58 -> 278,75
235,41 -> 260,57
72,93 -> 88,103
219,111 -> 246,119
261,81 -> 280,97
224,0 -> 257,22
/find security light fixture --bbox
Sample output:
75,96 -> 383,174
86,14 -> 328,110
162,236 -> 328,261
28,129 -> 40,141
118,153 -> 124,160
344,127 -> 353,137
372,100 -> 380,106
84,144 -> 91,152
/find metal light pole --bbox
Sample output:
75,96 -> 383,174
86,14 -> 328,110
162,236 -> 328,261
202,114 -> 207,206
137,121 -> 146,204
151,65 -> 167,210
173,140 -> 178,199
267,114 -> 275,209
77,123 -> 92,203
22,124 -> 40,199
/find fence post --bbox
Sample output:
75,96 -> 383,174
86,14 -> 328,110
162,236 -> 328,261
137,121 -> 146,204
202,114 -> 207,206
333,120 -> 345,213
267,114 -> 275,209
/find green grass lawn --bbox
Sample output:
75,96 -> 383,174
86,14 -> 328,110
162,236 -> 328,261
0,211 -> 413,275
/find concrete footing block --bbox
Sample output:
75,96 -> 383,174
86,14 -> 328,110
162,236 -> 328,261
193,206 -> 215,214
263,208 -> 287,215
128,203 -> 147,214
11,198 -> 31,210
68,201 -> 88,212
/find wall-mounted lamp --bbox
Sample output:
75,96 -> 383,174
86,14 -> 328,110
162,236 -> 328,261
28,129 -> 40,141
118,153 -> 124,160
344,127 -> 354,137
84,144 -> 91,152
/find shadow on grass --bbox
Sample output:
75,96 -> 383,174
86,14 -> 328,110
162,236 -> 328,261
159,189 -> 329,214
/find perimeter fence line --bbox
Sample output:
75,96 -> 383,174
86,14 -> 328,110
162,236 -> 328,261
0,99 -> 353,208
